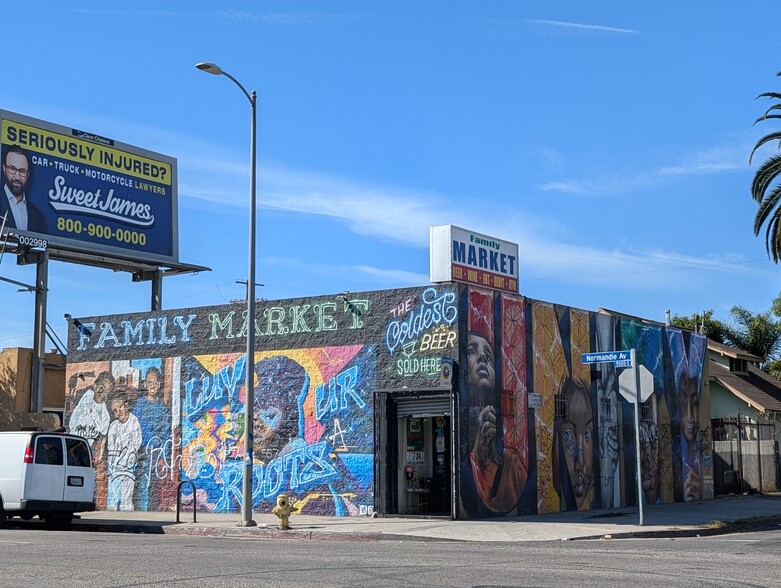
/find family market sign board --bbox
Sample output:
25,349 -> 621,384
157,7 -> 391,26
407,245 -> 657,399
429,225 -> 519,293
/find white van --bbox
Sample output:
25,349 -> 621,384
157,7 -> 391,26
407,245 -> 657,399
0,431 -> 96,529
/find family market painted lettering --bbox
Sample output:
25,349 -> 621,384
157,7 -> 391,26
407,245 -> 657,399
77,315 -> 196,350
208,300 -> 369,340
75,298 -> 372,352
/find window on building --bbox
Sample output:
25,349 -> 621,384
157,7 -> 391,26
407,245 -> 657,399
599,397 -> 613,425
729,358 -> 748,374
554,393 -> 566,420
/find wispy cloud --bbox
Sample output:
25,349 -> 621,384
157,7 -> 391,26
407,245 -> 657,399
539,141 -> 751,197
45,7 -> 356,26
481,17 -> 638,39
537,172 -> 655,197
262,258 -> 428,289
216,10 -> 357,27
354,265 -> 429,285
20,105 -> 759,299
173,135 -> 764,293
658,145 -> 746,176
524,19 -> 639,35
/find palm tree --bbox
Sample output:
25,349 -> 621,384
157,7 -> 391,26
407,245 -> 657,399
725,305 -> 781,363
750,71 -> 781,261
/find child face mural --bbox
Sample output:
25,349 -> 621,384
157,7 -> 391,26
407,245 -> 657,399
144,367 -> 163,400
558,382 -> 594,509
94,372 -> 115,404
110,394 -> 130,423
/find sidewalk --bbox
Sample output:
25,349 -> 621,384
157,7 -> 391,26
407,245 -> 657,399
55,493 -> 781,542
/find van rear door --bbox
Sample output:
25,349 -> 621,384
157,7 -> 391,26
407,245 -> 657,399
25,435 -> 66,502
63,437 -> 95,504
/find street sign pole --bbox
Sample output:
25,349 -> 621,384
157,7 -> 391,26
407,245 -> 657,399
632,348 -> 644,526
582,347 -> 646,526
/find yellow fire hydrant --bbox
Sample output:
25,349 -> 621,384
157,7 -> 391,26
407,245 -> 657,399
272,494 -> 298,530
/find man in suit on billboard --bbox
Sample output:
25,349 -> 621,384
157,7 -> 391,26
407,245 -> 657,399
1,144 -> 47,233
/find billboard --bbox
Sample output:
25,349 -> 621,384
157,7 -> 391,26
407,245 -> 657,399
430,225 -> 518,293
0,110 -> 178,263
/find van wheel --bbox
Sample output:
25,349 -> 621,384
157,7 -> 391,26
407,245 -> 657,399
43,514 -> 73,531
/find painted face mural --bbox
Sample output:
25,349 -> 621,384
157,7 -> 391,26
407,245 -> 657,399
621,319 -> 664,506
252,356 -> 306,461
594,314 -> 619,509
667,328 -> 706,503
467,331 -> 496,407
463,287 -> 529,516
531,303 -> 593,514
679,372 -> 701,501
133,363 -> 172,512
556,379 -> 595,511
640,394 -> 660,504
181,346 -> 375,516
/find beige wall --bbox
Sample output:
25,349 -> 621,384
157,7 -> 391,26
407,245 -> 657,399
0,347 -> 65,431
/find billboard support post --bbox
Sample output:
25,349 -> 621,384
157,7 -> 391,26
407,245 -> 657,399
30,251 -> 48,413
151,270 -> 162,311
196,61 -> 258,528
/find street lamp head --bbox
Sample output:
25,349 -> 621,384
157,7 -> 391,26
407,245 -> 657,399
196,62 -> 223,76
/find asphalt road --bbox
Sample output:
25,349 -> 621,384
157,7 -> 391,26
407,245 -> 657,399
1,527 -> 779,587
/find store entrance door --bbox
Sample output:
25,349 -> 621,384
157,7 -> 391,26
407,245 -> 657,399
395,397 -> 451,516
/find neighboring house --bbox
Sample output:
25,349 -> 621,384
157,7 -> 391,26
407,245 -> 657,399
0,347 -> 64,431
707,340 -> 781,494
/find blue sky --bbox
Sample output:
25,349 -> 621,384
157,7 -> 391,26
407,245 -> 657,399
2,1 -> 781,350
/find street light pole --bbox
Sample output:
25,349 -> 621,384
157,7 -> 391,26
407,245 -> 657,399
196,62 -> 258,527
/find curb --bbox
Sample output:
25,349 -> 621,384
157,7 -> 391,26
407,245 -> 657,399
71,520 -> 430,542
7,510 -> 781,543
161,525 -> 410,542
573,515 -> 781,541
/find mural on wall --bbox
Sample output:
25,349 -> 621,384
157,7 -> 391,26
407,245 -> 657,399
63,283 -> 711,520
67,359 -> 176,511
620,319 -> 664,506
66,346 -> 375,515
181,346 -> 375,516
540,303 -> 593,514
666,328 -> 709,502
65,286 -> 458,518
458,286 -> 710,519
460,287 -> 530,516
594,313 -> 621,509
